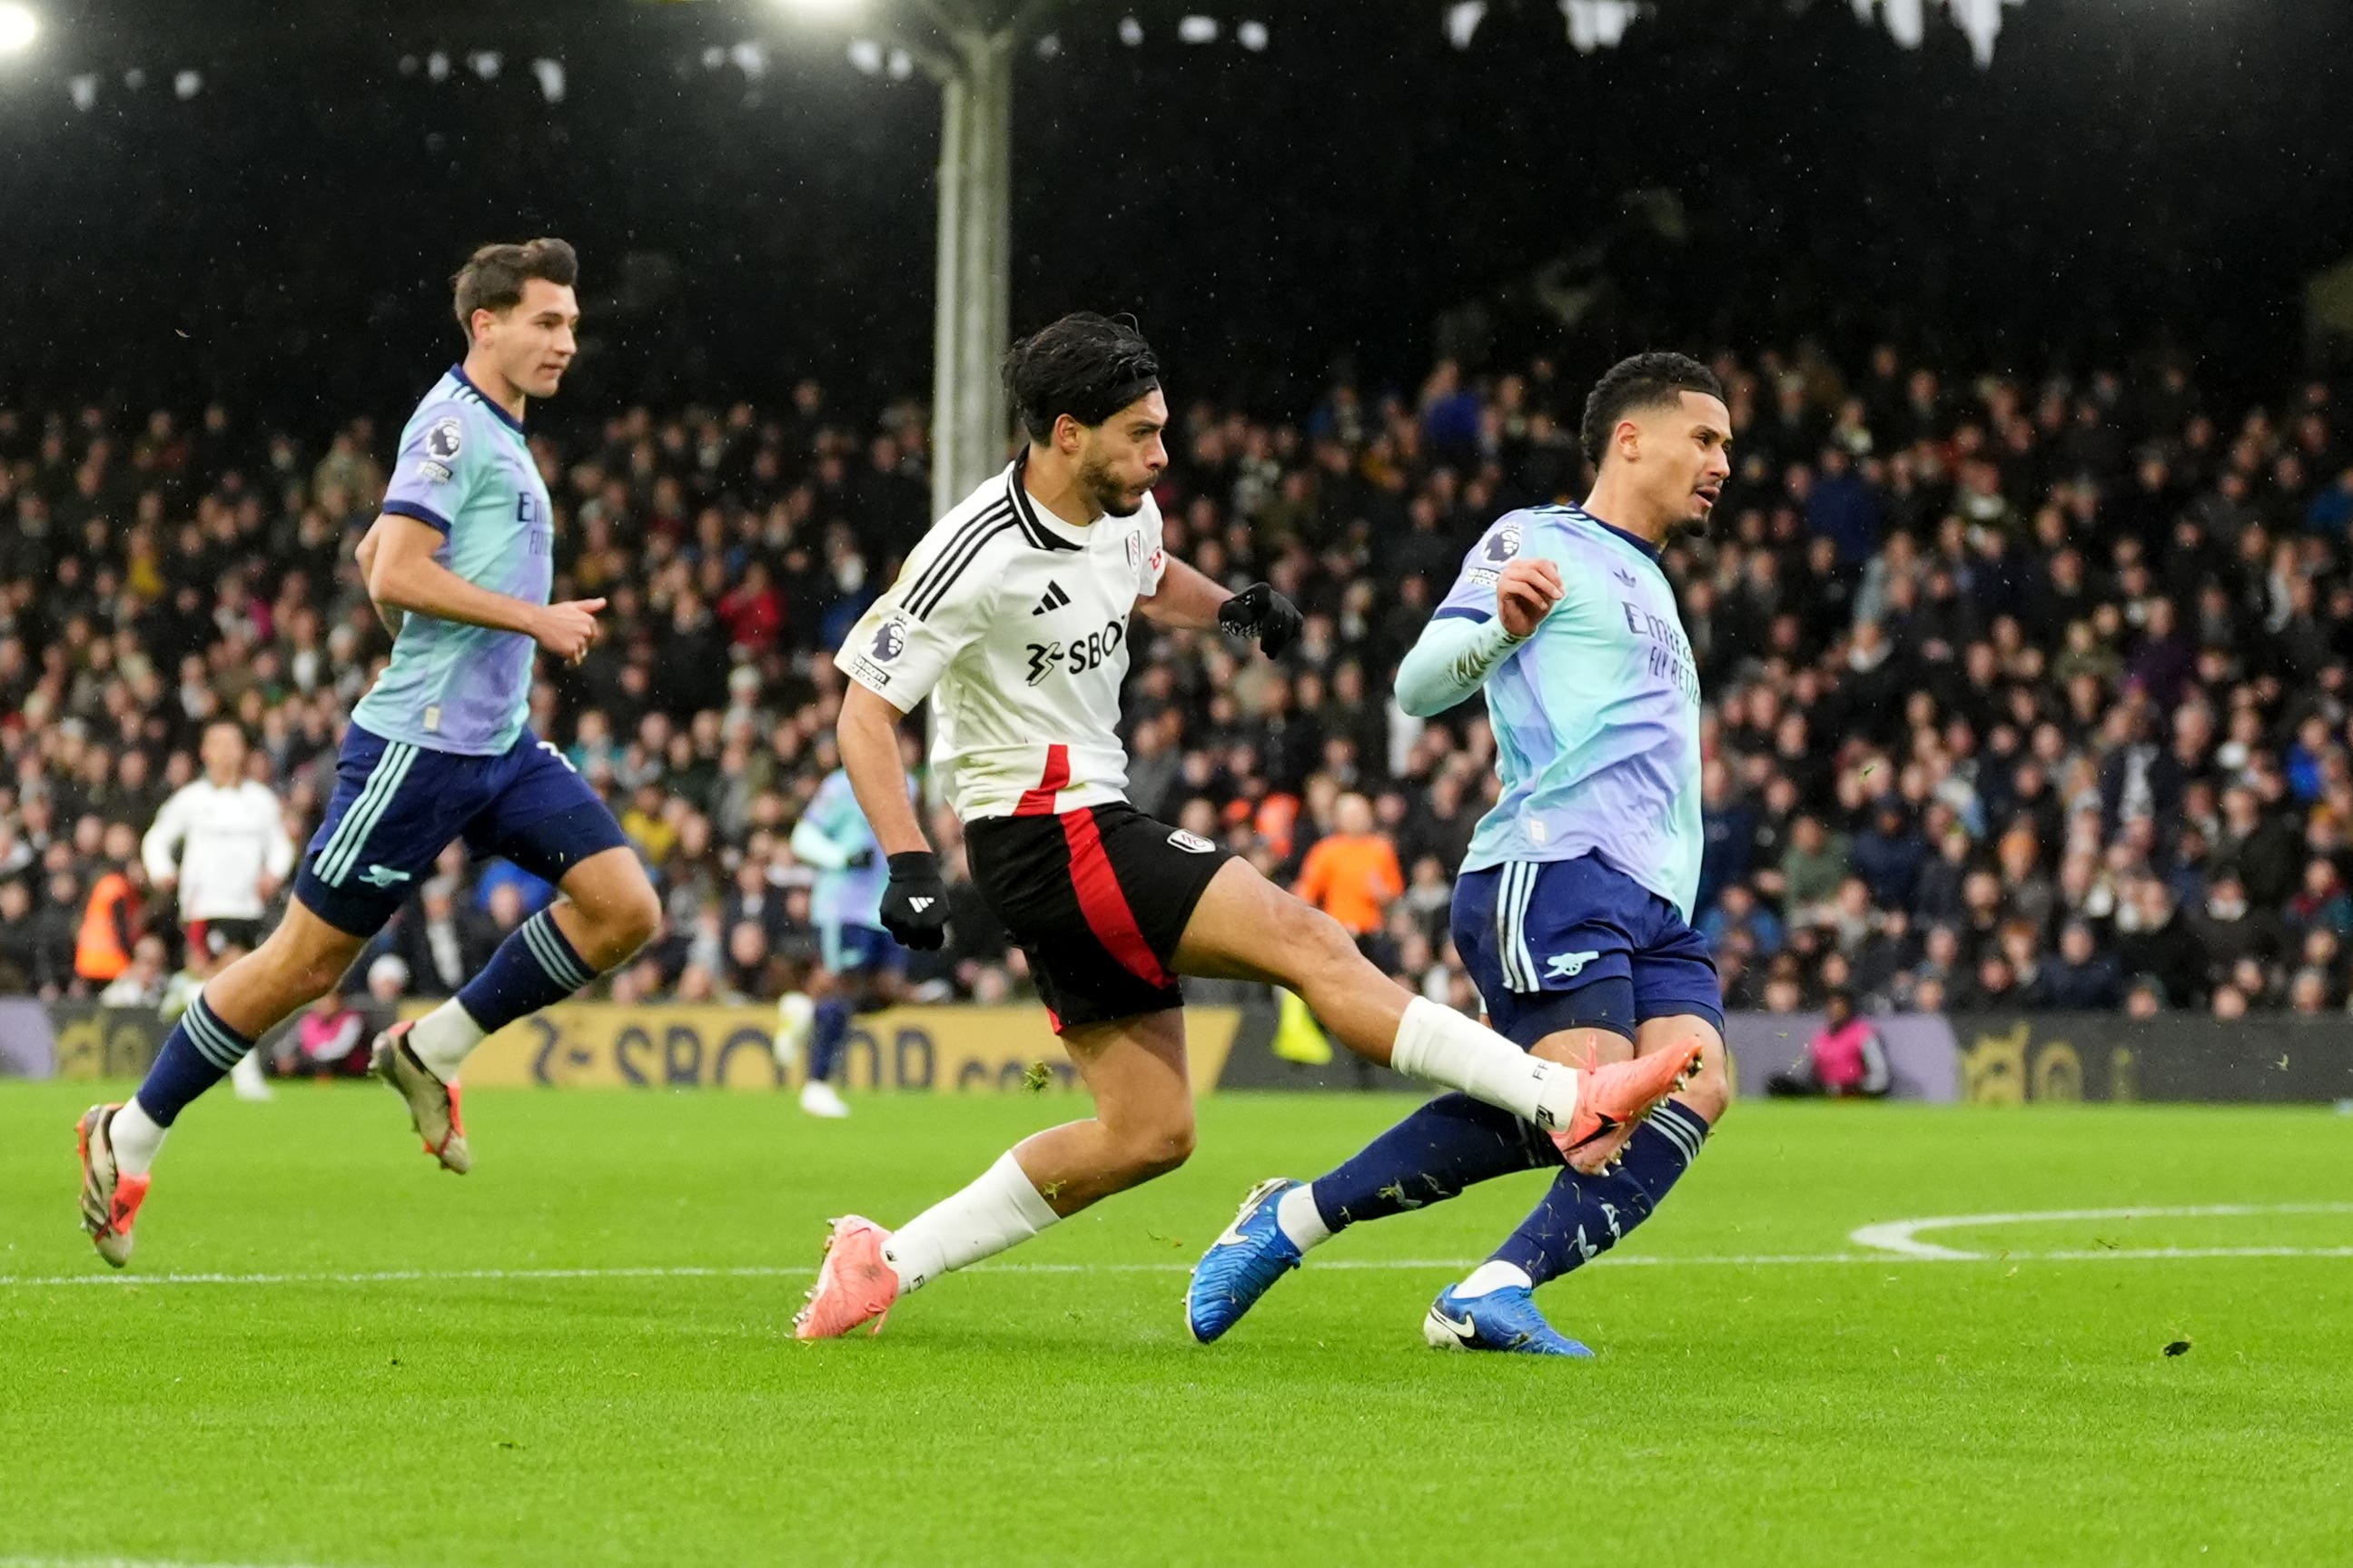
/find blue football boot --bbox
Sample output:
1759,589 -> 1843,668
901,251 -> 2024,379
1422,1282 -> 1595,1356
1186,1178 -> 1304,1343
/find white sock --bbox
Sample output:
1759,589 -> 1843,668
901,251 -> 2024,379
883,1150 -> 1060,1294
403,1000 -> 489,1083
110,1099 -> 168,1178
1455,1260 -> 1534,1298
1276,1183 -> 1332,1253
1389,997 -> 1581,1133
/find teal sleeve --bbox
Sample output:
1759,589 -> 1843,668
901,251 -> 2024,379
1395,613 -> 1528,717
791,816 -> 855,872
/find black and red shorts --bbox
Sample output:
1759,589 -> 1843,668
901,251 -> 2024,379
186,918 -> 266,962
964,800 -> 1233,1034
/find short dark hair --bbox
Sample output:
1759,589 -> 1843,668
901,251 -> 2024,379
1003,312 -> 1161,442
1579,351 -> 1725,465
451,238 -> 578,337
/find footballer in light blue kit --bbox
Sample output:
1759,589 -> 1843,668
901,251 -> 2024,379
76,240 -> 663,1268
778,766 -> 909,1119
1190,353 -> 1736,1355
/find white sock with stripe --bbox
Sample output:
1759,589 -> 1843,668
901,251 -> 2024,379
882,1150 -> 1061,1294
1389,997 -> 1582,1134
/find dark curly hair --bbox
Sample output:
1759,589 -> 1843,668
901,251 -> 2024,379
1579,351 -> 1725,465
1003,312 -> 1162,442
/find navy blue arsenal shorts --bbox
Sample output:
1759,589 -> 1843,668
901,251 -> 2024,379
294,725 -> 630,937
1452,851 -> 1723,1046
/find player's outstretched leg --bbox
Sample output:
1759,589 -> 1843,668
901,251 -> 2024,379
798,1008 -> 1192,1340
1170,860 -> 1696,1154
379,845 -> 658,1169
79,902 -> 367,1267
1191,1020 -> 1726,1346
1431,1018 -> 1728,1349
1186,1089 -> 1561,1342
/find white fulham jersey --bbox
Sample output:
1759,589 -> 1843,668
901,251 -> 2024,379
140,777 -> 296,922
838,450 -> 1168,823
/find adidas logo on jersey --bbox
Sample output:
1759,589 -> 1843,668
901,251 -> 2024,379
1031,581 -> 1072,616
909,896 -> 935,912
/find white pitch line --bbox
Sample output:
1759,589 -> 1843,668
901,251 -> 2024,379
0,1558 -> 350,1568
1849,1202 -> 2353,1260
5,1243 -> 2353,1291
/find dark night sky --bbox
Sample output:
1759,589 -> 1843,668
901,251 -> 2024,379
2,0 -> 2348,431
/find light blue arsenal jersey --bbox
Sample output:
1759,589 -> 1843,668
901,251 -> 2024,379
352,366 -> 556,755
1433,504 -> 1705,918
802,768 -> 888,931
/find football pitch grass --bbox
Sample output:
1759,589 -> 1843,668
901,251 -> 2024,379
2,1082 -> 2348,1567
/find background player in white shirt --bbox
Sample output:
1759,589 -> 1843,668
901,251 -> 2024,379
141,720 -> 295,1102
795,313 -> 1699,1340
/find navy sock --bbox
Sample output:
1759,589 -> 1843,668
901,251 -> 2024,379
455,909 -> 596,1035
809,998 -> 852,1083
1492,1100 -> 1711,1286
1310,1092 -> 1558,1233
133,994 -> 256,1127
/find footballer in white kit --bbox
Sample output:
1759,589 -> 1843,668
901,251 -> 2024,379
836,438 -> 1226,1031
142,719 -> 295,970
793,313 -> 1702,1342
140,719 -> 296,1100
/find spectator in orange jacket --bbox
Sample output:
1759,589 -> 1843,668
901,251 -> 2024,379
75,823 -> 146,987
1294,793 -> 1404,940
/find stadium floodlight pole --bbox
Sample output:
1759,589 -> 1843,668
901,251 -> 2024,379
902,0 -> 1070,522
802,0 -> 1069,803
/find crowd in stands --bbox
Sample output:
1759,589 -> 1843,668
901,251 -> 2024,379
4,342 -> 2352,1021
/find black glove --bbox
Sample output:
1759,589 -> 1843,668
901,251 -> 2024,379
845,847 -> 875,872
879,850 -> 949,951
1218,581 -> 1304,658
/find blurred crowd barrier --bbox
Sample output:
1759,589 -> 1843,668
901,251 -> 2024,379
9,1002 -> 2351,1104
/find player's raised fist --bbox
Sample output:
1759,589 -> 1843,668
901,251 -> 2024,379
1218,581 -> 1305,658
880,851 -> 951,951
1496,557 -> 1563,639
531,597 -> 606,664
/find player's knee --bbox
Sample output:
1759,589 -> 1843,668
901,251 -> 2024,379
614,879 -> 663,955
586,877 -> 663,962
1679,1047 -> 1733,1125
1112,1116 -> 1196,1183
1269,898 -> 1358,984
254,929 -> 346,1005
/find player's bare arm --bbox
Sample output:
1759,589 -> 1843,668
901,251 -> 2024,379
836,680 -> 949,951
361,513 -> 605,662
352,526 -> 405,639
836,682 -> 930,858
1135,554 -> 1230,628
1140,555 -> 1306,657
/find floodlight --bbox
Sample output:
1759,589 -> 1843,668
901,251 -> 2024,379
778,0 -> 860,15
0,3 -> 41,55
